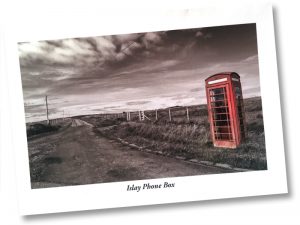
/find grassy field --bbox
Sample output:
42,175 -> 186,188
79,96 -> 267,170
26,123 -> 61,138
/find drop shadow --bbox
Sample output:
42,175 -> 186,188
272,6 -> 292,196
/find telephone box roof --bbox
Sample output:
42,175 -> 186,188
205,72 -> 240,81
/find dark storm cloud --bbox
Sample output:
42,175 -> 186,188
127,100 -> 151,106
18,31 -> 168,69
19,23 -> 260,122
190,87 -> 202,93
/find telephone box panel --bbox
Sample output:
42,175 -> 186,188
205,72 -> 246,148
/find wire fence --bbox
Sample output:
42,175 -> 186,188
25,96 -> 209,125
82,105 -> 209,125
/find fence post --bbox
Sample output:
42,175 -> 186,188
186,107 -> 190,122
155,109 -> 158,120
168,108 -> 172,122
138,111 -> 141,121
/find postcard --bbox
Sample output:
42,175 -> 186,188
5,4 -> 287,215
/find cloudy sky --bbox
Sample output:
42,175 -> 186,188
19,23 -> 260,122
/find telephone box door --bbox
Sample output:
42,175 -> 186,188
208,84 -> 234,147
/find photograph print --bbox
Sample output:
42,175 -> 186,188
18,23 -> 267,189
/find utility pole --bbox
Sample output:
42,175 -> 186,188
45,95 -> 49,125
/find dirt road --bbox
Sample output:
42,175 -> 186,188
28,119 -> 232,189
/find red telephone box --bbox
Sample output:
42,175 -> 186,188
205,72 -> 246,148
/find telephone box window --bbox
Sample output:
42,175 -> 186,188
235,86 -> 246,139
209,87 -> 232,141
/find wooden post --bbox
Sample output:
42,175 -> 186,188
155,109 -> 158,120
186,107 -> 190,121
138,111 -> 141,121
168,108 -> 172,122
128,112 -> 131,121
